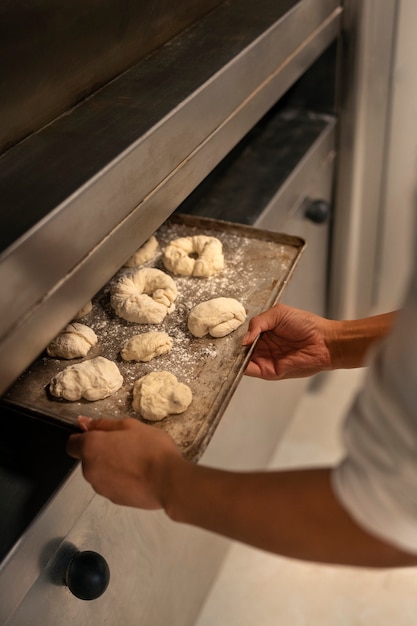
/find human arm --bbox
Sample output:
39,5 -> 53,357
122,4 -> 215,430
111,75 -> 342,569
242,303 -> 397,379
66,415 -> 417,568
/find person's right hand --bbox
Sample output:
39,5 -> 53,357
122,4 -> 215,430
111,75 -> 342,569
242,303 -> 335,380
66,416 -> 184,510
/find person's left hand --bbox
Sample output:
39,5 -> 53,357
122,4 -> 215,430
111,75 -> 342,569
66,416 -> 183,510
242,303 -> 333,380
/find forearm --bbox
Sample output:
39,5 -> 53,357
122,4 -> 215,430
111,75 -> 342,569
162,461 -> 416,567
68,417 -> 417,567
325,312 -> 397,369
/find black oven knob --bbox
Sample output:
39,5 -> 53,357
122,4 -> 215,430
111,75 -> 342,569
305,200 -> 331,224
65,550 -> 110,600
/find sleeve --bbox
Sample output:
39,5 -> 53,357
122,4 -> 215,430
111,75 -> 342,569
331,267 -> 417,554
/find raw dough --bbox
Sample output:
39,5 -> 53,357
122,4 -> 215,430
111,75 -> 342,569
120,332 -> 173,362
162,235 -> 224,277
49,356 -> 123,401
46,322 -> 98,359
73,301 -> 93,319
132,371 -> 192,421
188,297 -> 246,338
124,235 -> 159,268
111,267 -> 177,324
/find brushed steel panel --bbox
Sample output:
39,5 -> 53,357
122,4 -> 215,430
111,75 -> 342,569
0,0 -> 224,153
5,492 -> 229,626
0,466 -> 94,625
329,0 -> 397,318
0,0 -> 342,394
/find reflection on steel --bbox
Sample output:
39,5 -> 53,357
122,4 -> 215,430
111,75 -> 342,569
0,0 -> 224,153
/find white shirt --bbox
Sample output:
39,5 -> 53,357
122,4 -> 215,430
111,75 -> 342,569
332,260 -> 417,554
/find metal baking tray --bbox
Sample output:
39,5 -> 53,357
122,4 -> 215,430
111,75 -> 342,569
4,214 -> 305,461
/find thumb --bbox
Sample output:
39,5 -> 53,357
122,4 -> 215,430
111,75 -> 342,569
242,313 -> 272,345
242,305 -> 287,345
67,416 -> 126,459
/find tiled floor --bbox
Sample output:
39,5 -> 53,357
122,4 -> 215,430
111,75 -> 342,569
195,369 -> 417,625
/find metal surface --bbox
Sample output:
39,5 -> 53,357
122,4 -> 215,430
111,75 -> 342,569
5,215 -> 305,461
0,0 -> 224,154
375,0 -> 417,311
180,112 -> 336,228
254,120 -> 336,316
0,2 -> 343,622
329,0 -> 398,318
5,491 -> 230,626
0,410 -> 76,565
0,0 -> 342,395
0,464 -> 94,625
179,110 -> 337,315
0,94 -> 336,626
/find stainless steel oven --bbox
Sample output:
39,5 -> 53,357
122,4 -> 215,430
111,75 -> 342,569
0,1 -> 396,623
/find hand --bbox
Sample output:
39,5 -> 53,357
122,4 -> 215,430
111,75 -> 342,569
242,303 -> 334,380
66,416 -> 184,510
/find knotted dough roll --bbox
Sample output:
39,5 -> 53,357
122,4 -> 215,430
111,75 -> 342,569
124,235 -> 159,268
111,267 -> 177,324
46,322 -> 98,359
49,356 -> 123,401
120,332 -> 173,362
162,235 -> 224,277
73,301 -> 93,320
132,371 -> 192,421
188,297 -> 246,338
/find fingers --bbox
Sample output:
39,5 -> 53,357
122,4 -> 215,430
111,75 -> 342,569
78,415 -> 93,431
242,316 -> 267,345
241,328 -> 259,346
66,416 -> 130,460
77,415 -> 125,432
66,433 -> 84,459
244,361 -> 261,377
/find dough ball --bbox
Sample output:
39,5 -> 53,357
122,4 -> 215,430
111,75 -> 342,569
132,371 -> 192,421
162,235 -> 224,277
120,332 -> 173,362
73,301 -> 93,319
124,235 -> 159,268
49,356 -> 123,401
111,267 -> 177,324
46,323 -> 98,359
188,297 -> 246,338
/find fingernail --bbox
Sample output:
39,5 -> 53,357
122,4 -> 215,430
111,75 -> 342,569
78,415 -> 93,431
